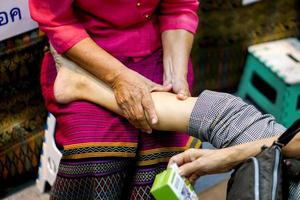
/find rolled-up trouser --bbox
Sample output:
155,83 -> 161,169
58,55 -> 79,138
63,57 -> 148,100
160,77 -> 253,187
188,90 -> 286,148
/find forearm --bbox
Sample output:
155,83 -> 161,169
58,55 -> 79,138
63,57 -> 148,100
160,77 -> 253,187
162,29 -> 194,79
170,131 -> 300,179
64,37 -> 129,86
228,136 -> 278,166
227,133 -> 300,168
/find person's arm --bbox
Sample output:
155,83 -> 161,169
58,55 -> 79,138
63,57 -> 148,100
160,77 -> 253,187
169,133 -> 300,182
162,30 -> 194,99
29,0 -> 170,133
159,0 -> 199,99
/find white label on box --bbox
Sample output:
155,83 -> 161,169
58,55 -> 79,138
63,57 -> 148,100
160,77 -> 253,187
242,0 -> 261,5
0,0 -> 38,41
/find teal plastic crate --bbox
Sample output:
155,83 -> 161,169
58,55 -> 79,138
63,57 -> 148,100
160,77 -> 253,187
237,38 -> 300,127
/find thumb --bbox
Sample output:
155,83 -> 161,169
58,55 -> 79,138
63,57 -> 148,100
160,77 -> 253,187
151,82 -> 172,92
188,173 -> 201,183
163,75 -> 172,89
176,89 -> 191,100
172,80 -> 191,100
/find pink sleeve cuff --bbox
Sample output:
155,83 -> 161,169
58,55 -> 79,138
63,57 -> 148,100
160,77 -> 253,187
159,14 -> 199,34
43,24 -> 89,54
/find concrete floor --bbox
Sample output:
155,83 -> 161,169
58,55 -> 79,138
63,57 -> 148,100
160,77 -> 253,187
3,181 -> 49,200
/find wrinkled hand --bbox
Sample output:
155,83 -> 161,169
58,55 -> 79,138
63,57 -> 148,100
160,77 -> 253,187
112,69 -> 171,133
168,148 -> 237,182
163,64 -> 191,100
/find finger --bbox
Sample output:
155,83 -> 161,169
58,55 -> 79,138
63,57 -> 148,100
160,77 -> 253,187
142,95 -> 158,125
115,94 -> 131,119
130,112 -> 152,133
176,89 -> 190,100
118,94 -> 144,130
151,82 -> 172,92
168,156 -> 180,167
131,99 -> 152,133
178,160 -> 200,177
168,153 -> 186,167
163,81 -> 172,89
128,112 -> 151,133
129,119 -> 150,133
168,149 -> 199,167
163,71 -> 172,88
120,105 -> 130,119
128,119 -> 141,129
123,108 -> 146,132
188,173 -> 201,183
163,74 -> 172,89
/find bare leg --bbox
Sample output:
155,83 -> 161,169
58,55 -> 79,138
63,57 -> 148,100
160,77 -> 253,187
52,49 -> 196,132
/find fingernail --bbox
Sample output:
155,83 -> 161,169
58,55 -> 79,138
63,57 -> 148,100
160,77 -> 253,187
178,93 -> 185,99
152,118 -> 158,124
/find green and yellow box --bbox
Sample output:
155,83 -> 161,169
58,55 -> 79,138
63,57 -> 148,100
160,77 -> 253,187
151,164 -> 198,200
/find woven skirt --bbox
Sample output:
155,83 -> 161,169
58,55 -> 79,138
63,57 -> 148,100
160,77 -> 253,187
40,49 -> 201,200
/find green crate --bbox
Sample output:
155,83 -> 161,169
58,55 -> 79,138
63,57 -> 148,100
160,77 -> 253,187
237,38 -> 300,127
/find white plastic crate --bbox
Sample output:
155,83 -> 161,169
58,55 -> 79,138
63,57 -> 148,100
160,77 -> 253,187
248,38 -> 300,84
36,113 -> 62,193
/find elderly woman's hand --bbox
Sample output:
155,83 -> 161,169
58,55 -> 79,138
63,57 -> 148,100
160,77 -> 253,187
162,29 -> 194,100
168,148 -> 238,182
112,69 -> 171,133
163,66 -> 191,100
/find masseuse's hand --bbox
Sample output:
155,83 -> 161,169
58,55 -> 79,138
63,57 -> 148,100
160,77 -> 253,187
112,69 -> 171,133
168,148 -> 237,182
163,67 -> 191,100
162,29 -> 194,100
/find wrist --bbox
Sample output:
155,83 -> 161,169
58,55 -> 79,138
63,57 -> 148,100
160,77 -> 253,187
105,67 -> 129,87
173,72 -> 188,81
223,147 -> 244,169
229,141 -> 265,165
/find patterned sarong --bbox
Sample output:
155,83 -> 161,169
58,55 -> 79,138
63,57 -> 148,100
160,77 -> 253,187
40,49 -> 201,200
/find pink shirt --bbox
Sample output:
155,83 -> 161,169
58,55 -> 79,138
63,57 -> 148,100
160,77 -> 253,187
29,0 -> 199,57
